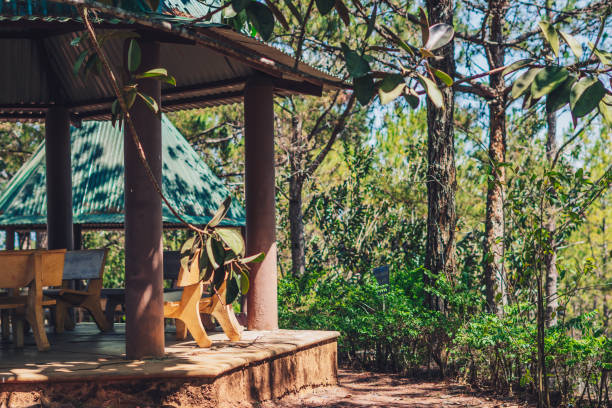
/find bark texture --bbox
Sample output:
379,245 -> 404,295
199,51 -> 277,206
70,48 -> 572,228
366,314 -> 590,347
425,0 -> 457,312
483,0 -> 508,315
545,111 -> 559,328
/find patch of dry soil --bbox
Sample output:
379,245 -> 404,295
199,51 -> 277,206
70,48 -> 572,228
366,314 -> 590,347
263,370 -> 535,408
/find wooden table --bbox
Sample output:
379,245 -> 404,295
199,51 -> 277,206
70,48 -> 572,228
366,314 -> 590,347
0,249 -> 66,351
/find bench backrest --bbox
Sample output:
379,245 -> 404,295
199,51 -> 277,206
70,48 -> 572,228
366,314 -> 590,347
63,249 -> 107,280
0,249 -> 66,288
164,251 -> 181,281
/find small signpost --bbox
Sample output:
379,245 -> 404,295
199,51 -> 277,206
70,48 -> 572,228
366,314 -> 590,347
373,265 -> 390,287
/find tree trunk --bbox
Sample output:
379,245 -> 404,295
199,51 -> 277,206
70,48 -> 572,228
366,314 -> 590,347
424,0 -> 457,312
483,0 -> 508,315
545,111 -> 558,327
289,174 -> 305,276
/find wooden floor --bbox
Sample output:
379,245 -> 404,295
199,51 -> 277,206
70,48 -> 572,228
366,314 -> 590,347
0,323 -> 338,383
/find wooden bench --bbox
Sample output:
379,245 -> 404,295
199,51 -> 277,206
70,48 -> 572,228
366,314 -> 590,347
44,249 -> 112,333
0,249 -> 66,351
101,250 -> 183,327
163,248 -> 242,347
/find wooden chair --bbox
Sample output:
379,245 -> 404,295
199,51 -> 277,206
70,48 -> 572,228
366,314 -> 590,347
0,249 -> 66,351
44,249 -> 112,333
101,250 -> 184,327
163,249 -> 242,347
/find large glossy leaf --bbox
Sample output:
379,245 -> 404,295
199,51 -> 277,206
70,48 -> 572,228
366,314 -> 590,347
206,236 -> 226,269
73,50 -> 88,76
341,43 -> 370,78
559,31 -> 583,59
246,2 -> 275,41
241,252 -> 265,264
424,24 -> 454,51
198,248 -> 210,281
208,196 -> 232,228
545,75 -> 576,113
511,68 -> 541,99
127,39 -> 141,73
240,270 -> 250,294
538,21 -> 559,57
377,73 -> 405,105
354,75 -> 375,106
417,74 -> 443,109
231,0 -> 250,13
418,7 -> 429,46
212,266 -> 225,291
315,0 -> 335,15
599,95 -> 612,125
180,236 -> 196,255
502,59 -> 533,77
433,69 -> 453,86
226,275 -> 240,304
531,67 -> 568,99
570,77 -> 606,118
217,228 -> 245,256
137,92 -> 159,114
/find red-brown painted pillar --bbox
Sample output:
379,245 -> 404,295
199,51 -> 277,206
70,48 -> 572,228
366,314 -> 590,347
123,39 -> 164,358
45,106 -> 74,251
244,75 -> 278,330
5,227 -> 14,250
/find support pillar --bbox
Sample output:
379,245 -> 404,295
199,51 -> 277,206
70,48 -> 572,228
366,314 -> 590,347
123,39 -> 164,359
45,106 -> 73,251
244,75 -> 278,330
5,227 -> 14,250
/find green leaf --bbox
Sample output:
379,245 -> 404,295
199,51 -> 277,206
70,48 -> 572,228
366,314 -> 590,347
241,252 -> 265,264
424,23 -> 454,51
127,39 -> 141,73
180,236 -> 196,255
599,95 -> 612,125
570,77 -> 606,118
315,0 -> 335,15
379,74 -> 404,92
511,68 -> 541,99
125,89 -> 137,110
418,7 -> 429,47
217,228 -> 245,256
558,31 -> 583,59
206,236 -> 226,269
502,59 -> 533,76
353,75 -> 375,106
378,83 -> 405,105
531,66 -> 568,99
73,50 -> 88,76
137,92 -> 159,114
231,0 -> 250,13
212,266 -> 225,291
417,73 -> 443,109
240,270 -> 249,294
135,68 -> 167,78
546,75 -> 576,113
588,42 -> 612,66
433,69 -> 453,86
246,2 -> 275,41
226,275 -> 240,304
198,248 -> 210,279
341,43 -> 370,78
404,92 -> 419,109
208,196 -> 232,228
538,21 -> 559,57
364,3 -> 377,41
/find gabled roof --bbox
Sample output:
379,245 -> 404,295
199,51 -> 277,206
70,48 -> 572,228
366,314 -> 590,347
0,115 -> 245,229
0,0 -> 344,121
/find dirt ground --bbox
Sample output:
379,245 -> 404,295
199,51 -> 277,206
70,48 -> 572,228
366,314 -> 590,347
263,369 -> 535,408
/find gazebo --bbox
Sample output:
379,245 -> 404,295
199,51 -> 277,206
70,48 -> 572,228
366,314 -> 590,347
0,114 -> 245,233
0,0 -> 342,360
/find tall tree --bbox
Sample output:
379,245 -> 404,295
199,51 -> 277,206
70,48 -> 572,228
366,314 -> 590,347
424,0 -> 457,311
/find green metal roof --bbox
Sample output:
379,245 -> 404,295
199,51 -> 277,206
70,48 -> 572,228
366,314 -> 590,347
0,115 -> 245,228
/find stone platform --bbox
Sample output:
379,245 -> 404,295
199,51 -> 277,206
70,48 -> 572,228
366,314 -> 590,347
0,323 -> 339,407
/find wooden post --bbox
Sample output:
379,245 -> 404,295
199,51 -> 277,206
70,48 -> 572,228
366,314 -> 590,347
244,75 -> 278,330
123,39 -> 165,359
45,106 -> 74,251
5,227 -> 14,250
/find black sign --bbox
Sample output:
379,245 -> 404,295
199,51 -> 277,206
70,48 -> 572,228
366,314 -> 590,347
373,265 -> 389,286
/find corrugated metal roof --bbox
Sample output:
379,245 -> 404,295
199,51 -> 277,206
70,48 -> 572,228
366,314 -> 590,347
0,115 -> 245,228
0,0 -> 344,121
